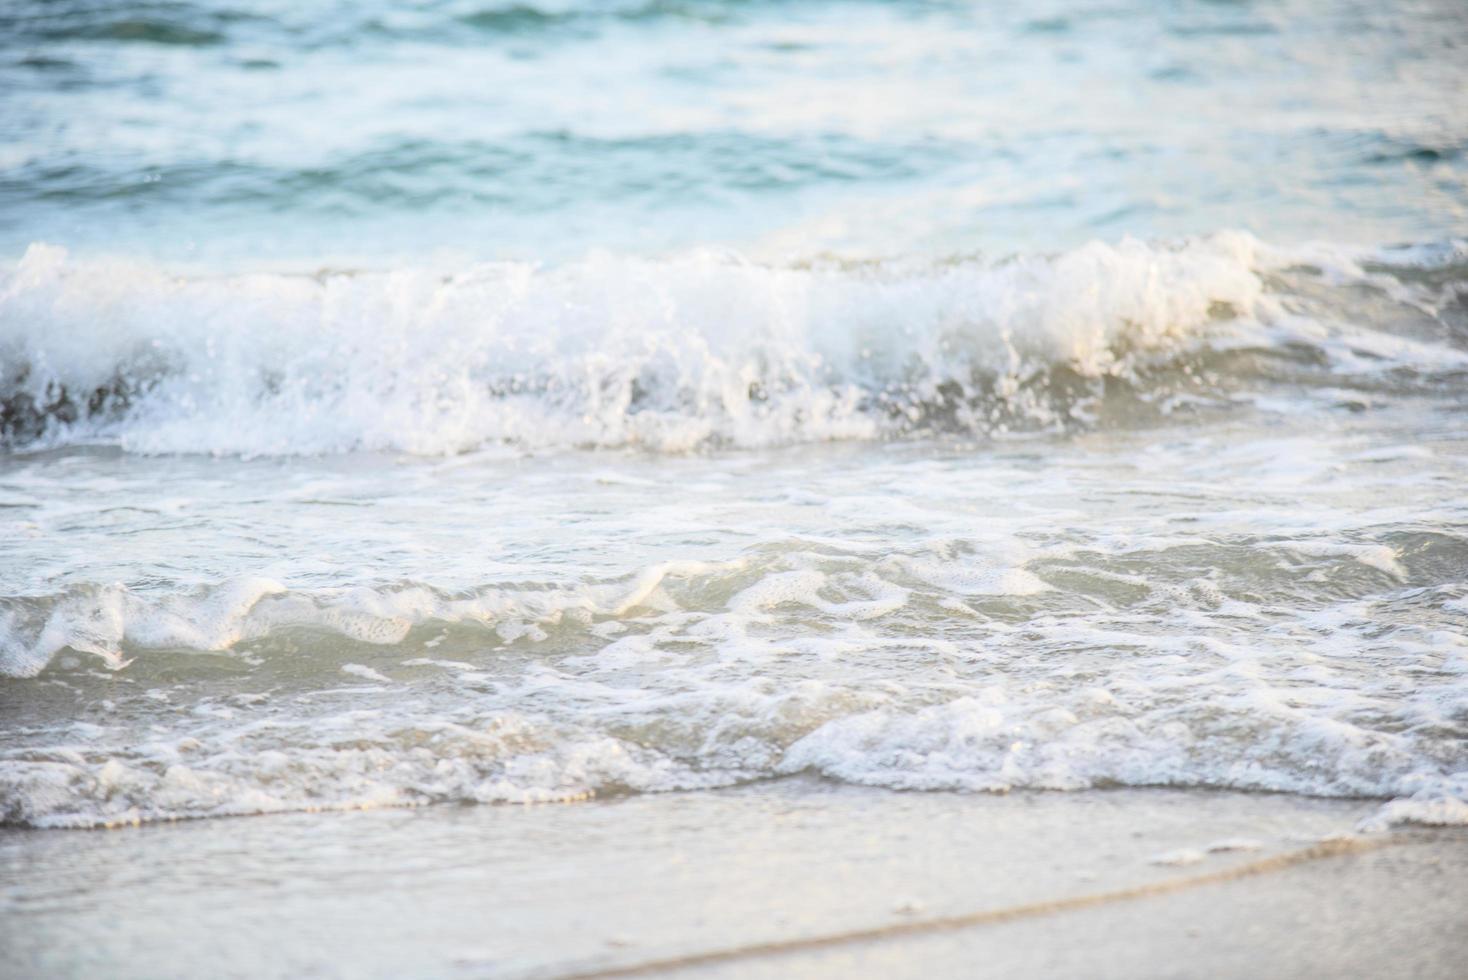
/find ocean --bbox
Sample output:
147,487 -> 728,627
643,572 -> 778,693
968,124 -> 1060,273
1,1 -> 1466,974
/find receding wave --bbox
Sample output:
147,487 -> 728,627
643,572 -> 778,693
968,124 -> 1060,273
2,233 -> 1465,455
3,554 -> 1466,829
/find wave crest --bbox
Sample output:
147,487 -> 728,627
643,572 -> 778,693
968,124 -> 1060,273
2,234 -> 1464,455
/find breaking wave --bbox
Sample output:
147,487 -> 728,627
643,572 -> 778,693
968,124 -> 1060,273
4,233 -> 1465,455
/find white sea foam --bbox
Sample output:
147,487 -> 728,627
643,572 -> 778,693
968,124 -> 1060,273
1357,774 -> 1468,831
7,233 -> 1461,456
0,564 -> 743,678
341,663 -> 392,683
3,666 -> 1462,829
2,248 -> 1465,829
2,542 -> 1464,828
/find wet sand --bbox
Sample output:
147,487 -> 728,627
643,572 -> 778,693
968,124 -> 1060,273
2,780 -> 1462,978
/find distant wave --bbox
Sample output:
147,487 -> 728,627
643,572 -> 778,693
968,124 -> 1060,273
0,0 -> 747,51
0,131 -> 946,209
3,233 -> 1465,455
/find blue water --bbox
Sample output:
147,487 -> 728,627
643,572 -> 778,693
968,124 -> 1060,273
2,0 -> 1465,266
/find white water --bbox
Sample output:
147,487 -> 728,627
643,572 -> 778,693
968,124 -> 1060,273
3,401 -> 1466,829
4,234 -> 1464,455
2,0 -> 1467,843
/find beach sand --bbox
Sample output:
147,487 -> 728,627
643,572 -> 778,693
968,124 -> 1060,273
2,780 -> 1462,979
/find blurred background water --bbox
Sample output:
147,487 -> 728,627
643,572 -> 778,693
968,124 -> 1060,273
1,0 -> 1465,267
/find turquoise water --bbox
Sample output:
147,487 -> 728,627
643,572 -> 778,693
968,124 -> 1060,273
3,0 -> 1465,265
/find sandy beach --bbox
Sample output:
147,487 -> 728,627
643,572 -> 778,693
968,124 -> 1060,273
3,780 -> 1463,978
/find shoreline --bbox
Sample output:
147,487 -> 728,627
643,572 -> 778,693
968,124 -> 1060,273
3,780 -> 1463,978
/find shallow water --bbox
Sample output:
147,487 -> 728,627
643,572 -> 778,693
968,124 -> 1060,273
2,0 -> 1467,833
4,405 -> 1467,827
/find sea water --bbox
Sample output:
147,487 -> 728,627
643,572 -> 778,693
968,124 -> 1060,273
1,0 -> 1466,833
